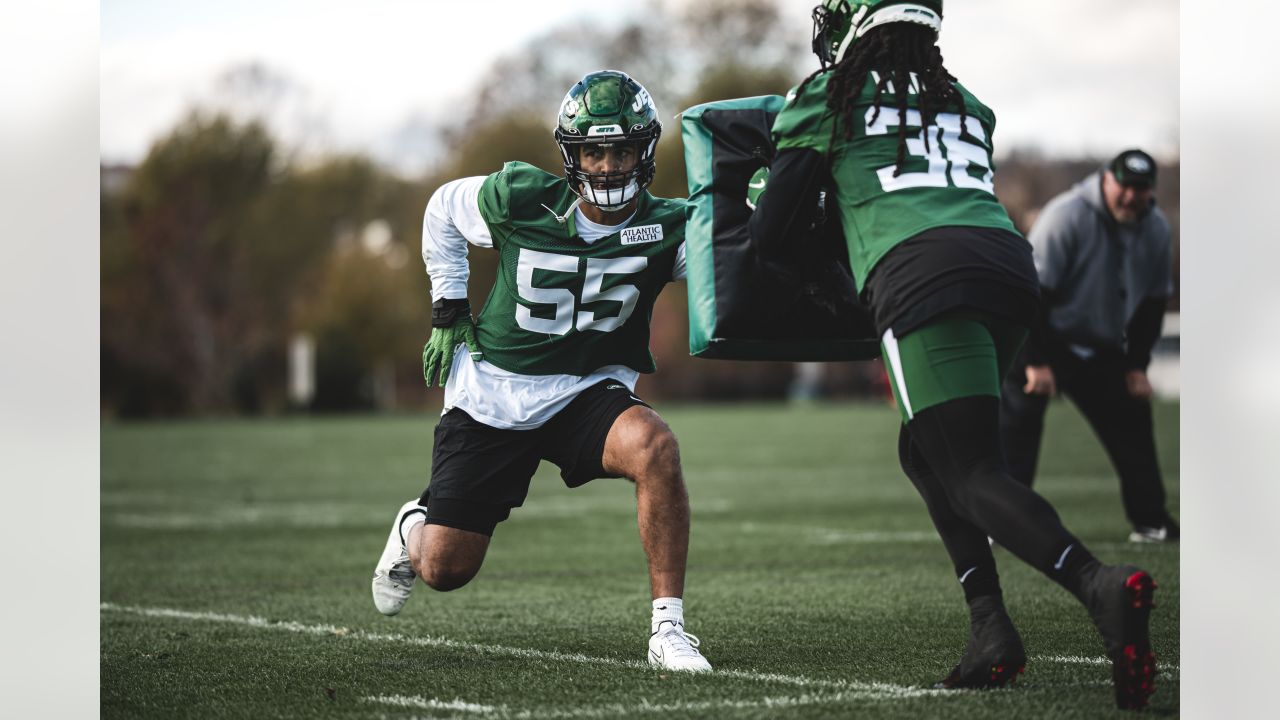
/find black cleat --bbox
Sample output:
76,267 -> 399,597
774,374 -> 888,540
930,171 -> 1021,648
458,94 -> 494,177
934,595 -> 1027,690
1082,565 -> 1158,710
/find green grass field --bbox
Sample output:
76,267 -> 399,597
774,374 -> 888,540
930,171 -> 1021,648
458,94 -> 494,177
102,400 -> 1179,718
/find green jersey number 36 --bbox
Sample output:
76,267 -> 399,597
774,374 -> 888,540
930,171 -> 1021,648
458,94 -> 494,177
515,249 -> 648,335
865,109 -> 995,195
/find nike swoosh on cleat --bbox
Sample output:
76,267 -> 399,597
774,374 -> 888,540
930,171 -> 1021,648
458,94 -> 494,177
748,180 -> 767,189
650,648 -> 663,662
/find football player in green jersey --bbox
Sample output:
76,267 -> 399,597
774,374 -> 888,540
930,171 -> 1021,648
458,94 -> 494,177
371,70 -> 711,673
748,1 -> 1157,709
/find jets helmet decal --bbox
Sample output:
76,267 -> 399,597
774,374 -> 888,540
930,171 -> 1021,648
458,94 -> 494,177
554,70 -> 662,211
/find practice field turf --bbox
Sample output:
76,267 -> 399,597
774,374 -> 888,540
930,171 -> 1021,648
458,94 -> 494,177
102,400 -> 1179,718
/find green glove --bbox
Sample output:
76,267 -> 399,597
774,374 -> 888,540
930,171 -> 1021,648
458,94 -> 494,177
422,299 -> 483,387
746,166 -> 769,210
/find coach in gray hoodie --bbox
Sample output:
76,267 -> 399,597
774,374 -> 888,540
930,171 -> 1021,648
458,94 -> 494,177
999,149 -> 1179,542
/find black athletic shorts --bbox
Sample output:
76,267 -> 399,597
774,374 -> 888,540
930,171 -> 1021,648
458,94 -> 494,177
418,379 -> 650,536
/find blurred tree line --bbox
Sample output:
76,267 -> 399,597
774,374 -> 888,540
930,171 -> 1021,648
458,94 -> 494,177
101,117 -> 428,415
100,0 -> 1179,417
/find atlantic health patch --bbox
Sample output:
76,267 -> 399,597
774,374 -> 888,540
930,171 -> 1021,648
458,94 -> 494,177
620,224 -> 664,245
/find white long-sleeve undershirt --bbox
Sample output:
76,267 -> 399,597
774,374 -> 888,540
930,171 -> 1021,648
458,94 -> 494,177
422,176 -> 491,302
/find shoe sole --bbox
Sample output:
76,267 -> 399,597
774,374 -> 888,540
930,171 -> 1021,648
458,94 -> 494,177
648,658 -> 712,673
935,662 -> 1025,690
1112,570 -> 1158,710
372,578 -> 407,616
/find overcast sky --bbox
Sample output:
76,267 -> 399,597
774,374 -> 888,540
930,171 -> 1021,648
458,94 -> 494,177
101,0 -> 1179,174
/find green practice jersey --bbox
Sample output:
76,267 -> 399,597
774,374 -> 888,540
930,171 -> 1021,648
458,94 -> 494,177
474,162 -> 686,376
772,71 -> 1018,288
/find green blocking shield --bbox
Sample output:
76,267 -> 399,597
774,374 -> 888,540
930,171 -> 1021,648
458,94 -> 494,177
680,95 -> 878,361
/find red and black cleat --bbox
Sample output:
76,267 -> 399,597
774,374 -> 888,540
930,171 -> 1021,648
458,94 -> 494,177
1084,566 -> 1158,710
937,661 -> 1025,689
1112,571 -> 1158,710
933,595 -> 1027,690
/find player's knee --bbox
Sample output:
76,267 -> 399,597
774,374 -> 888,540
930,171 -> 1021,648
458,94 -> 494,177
635,425 -> 681,478
947,457 -> 1006,509
418,561 -> 478,592
411,545 -> 483,592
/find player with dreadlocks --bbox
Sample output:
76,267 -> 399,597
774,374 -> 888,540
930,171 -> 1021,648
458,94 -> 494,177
746,1 -> 1159,710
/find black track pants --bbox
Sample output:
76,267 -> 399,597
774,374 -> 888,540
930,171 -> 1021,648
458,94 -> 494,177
1000,349 -> 1170,528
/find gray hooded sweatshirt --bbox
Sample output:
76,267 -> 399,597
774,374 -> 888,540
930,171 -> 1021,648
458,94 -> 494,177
1028,171 -> 1173,354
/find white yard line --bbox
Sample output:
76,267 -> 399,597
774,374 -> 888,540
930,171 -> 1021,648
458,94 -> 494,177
99,603 -> 948,698
101,498 -> 735,529
363,690 -> 940,718
1035,654 -> 1180,674
101,603 -> 1177,715
808,530 -> 939,545
364,695 -> 497,714
732,522 -> 940,544
102,503 -> 388,530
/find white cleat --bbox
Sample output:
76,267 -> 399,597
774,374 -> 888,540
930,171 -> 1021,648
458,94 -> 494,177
648,621 -> 712,673
1128,525 -> 1173,543
371,499 -> 426,616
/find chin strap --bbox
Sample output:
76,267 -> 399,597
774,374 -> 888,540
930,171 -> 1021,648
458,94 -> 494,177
540,196 -> 585,225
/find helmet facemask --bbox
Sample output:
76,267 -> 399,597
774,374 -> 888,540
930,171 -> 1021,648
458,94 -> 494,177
554,70 -> 662,212
812,1 -> 858,69
556,134 -> 659,212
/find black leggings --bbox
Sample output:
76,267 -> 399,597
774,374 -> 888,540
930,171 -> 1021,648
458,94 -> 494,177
901,394 -> 1093,596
